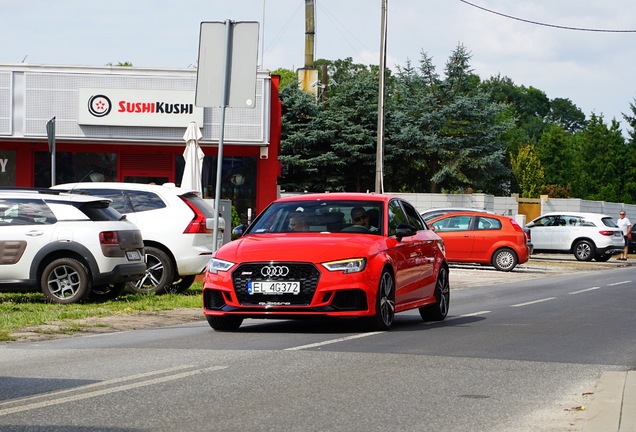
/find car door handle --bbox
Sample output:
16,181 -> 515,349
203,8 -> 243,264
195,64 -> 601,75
26,230 -> 44,237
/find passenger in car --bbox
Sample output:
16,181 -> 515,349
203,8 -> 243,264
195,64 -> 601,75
351,207 -> 378,232
288,212 -> 309,231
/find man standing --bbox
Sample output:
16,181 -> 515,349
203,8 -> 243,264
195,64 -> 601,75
617,210 -> 632,260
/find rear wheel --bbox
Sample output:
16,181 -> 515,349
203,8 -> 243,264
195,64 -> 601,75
574,240 -> 595,261
594,254 -> 612,262
206,315 -> 243,331
361,269 -> 395,331
90,283 -> 126,301
419,265 -> 450,322
492,248 -> 518,271
40,258 -> 91,304
126,246 -> 174,294
166,275 -> 197,294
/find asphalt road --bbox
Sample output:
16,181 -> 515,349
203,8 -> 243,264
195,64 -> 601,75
1,257 -> 635,432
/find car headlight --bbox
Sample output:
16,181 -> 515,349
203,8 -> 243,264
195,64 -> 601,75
207,258 -> 235,274
322,258 -> 366,274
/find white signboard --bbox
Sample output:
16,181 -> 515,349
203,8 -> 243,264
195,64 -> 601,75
78,88 -> 204,127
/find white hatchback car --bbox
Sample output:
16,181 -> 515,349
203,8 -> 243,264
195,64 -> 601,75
53,182 -> 224,294
0,189 -> 146,303
525,211 -> 624,261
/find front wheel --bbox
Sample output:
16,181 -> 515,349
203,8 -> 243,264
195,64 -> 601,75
492,248 -> 518,271
361,269 -> 395,331
419,265 -> 450,322
574,240 -> 595,261
126,246 -> 174,294
206,315 -> 243,331
40,258 -> 91,304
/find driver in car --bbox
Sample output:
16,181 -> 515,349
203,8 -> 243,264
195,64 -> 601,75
350,206 -> 378,232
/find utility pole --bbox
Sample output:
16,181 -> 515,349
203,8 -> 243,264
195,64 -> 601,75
375,0 -> 388,193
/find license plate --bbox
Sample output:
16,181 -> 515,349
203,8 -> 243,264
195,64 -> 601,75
248,281 -> 300,295
126,250 -> 142,261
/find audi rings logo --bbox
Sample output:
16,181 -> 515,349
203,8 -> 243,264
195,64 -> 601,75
87,94 -> 112,117
261,265 -> 290,277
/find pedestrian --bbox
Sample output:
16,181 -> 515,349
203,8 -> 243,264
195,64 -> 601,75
617,210 -> 632,260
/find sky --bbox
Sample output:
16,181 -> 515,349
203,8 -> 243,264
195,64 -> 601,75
2,0 -> 636,133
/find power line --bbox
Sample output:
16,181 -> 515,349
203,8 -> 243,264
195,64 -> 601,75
459,0 -> 636,33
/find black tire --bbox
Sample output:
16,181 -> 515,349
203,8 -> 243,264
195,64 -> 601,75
594,254 -> 612,262
166,275 -> 197,294
573,240 -> 595,261
492,248 -> 518,272
89,283 -> 126,301
419,265 -> 450,322
361,269 -> 395,331
40,257 -> 91,304
126,246 -> 174,294
206,315 -> 243,331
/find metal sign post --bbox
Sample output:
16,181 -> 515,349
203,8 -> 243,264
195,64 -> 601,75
196,20 -> 259,251
46,117 -> 56,186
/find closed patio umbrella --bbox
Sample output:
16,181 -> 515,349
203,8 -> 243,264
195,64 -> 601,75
181,121 -> 205,196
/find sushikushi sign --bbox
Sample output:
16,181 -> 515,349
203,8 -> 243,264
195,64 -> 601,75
78,88 -> 204,127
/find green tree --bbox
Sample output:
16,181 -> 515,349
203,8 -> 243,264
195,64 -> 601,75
547,97 -> 586,133
392,45 -> 513,194
536,124 -> 575,187
271,67 -> 297,89
572,114 -> 625,201
510,144 -> 544,198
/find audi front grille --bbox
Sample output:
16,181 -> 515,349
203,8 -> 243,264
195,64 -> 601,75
232,262 -> 320,305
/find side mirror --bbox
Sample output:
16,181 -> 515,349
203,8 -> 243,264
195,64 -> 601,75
396,223 -> 416,241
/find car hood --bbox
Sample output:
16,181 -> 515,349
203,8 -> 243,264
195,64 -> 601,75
215,233 -> 384,263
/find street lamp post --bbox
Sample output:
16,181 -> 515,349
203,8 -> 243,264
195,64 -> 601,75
375,0 -> 388,193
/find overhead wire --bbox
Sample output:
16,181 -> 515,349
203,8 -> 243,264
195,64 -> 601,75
459,0 -> 636,33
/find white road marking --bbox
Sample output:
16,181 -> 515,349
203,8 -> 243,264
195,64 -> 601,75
284,332 -> 383,351
607,281 -> 632,286
0,365 -> 227,417
457,310 -> 492,317
511,297 -> 556,307
569,287 -> 601,294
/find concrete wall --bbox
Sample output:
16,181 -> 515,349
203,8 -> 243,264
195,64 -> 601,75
389,192 -> 636,220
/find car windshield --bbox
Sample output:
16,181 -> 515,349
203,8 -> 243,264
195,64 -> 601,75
247,200 -> 384,235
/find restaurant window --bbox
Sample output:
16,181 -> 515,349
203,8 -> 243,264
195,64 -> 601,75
0,150 -> 16,186
176,155 -> 257,217
34,152 -> 118,187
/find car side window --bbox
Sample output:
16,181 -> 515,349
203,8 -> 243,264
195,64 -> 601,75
0,198 -> 56,225
388,200 -> 409,236
126,190 -> 166,212
535,216 -> 556,226
401,201 -> 426,231
477,216 -> 502,230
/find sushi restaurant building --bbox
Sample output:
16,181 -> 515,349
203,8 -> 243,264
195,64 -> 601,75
0,64 -> 282,215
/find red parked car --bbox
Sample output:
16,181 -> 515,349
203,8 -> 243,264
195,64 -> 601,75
428,211 -> 529,271
202,193 -> 449,331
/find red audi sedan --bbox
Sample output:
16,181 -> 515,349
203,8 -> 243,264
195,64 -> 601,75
202,193 -> 449,331
428,211 -> 529,271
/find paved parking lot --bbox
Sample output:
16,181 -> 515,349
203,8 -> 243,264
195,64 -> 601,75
450,253 -> 633,289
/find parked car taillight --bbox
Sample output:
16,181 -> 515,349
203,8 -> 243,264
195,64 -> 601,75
181,197 -> 211,234
509,219 -> 525,233
599,230 -> 617,236
99,231 -> 119,244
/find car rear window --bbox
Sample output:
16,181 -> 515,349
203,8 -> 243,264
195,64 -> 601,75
78,201 -> 126,221
126,190 -> 166,212
602,217 -> 619,227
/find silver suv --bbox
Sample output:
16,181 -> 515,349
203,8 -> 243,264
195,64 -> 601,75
53,182 -> 224,294
526,211 -> 624,261
0,189 -> 145,303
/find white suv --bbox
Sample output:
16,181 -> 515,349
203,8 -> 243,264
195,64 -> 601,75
526,211 -> 624,261
53,182 -> 224,294
0,189 -> 146,303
